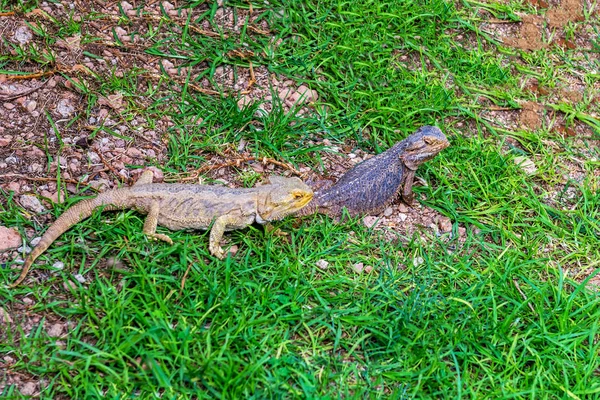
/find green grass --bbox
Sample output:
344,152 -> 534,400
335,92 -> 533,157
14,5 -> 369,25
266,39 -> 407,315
2,0 -> 600,398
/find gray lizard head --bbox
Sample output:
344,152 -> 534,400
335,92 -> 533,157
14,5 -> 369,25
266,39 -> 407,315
399,126 -> 450,170
256,176 -> 314,223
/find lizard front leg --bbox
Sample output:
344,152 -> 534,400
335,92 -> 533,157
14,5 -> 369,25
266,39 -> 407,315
134,170 -> 155,186
265,223 -> 288,237
143,201 -> 173,244
209,215 -> 237,259
401,169 -> 416,205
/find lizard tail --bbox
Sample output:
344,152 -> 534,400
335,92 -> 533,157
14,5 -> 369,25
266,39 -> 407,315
8,189 -> 130,288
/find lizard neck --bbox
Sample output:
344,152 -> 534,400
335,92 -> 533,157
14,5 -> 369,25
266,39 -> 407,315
295,200 -> 318,216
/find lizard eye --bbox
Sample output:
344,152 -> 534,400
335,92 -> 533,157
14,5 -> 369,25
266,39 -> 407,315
423,137 -> 434,145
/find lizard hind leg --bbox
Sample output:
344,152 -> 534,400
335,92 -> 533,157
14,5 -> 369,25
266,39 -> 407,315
209,215 -> 235,259
143,201 -> 173,244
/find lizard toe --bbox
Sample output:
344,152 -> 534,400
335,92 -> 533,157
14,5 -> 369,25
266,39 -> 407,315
148,233 -> 174,245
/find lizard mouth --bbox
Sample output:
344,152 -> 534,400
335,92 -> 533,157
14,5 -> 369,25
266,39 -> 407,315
296,193 -> 314,209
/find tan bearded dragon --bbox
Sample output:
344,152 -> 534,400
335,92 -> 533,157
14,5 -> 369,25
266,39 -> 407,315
8,171 -> 313,287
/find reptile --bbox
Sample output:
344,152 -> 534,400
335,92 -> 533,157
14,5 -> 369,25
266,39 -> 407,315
296,125 -> 450,217
8,172 -> 313,287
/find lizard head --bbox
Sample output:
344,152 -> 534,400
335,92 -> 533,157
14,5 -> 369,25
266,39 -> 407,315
256,176 -> 314,222
399,126 -> 450,170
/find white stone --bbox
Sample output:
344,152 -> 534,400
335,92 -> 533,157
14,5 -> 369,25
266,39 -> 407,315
514,156 -> 537,175
352,262 -> 364,273
316,259 -> 329,270
53,261 -> 65,270
0,226 -> 21,251
20,195 -> 45,213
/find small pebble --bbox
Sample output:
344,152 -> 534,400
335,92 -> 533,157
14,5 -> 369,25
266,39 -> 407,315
0,226 -> 22,251
514,156 -> 537,175
20,194 -> 46,213
352,262 -> 364,273
53,261 -> 65,270
126,147 -> 143,158
316,259 -> 329,270
56,98 -> 75,117
363,216 -> 379,228
437,216 -> 452,232
26,100 -> 37,112
21,297 -> 34,305
19,382 -> 37,396
228,245 -> 239,256
47,323 -> 63,337
1,307 -> 13,324
87,151 -> 101,164
114,26 -> 127,37
18,245 -> 32,254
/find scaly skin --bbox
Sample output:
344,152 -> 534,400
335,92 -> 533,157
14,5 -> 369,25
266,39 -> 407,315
297,126 -> 449,217
8,172 -> 313,287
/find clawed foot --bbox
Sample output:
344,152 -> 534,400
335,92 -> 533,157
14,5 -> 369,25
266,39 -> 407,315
209,242 -> 226,259
265,223 -> 288,237
402,194 -> 415,206
147,233 -> 174,245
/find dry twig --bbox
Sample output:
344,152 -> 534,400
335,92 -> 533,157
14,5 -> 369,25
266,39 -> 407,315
180,263 -> 194,293
172,156 -> 303,183
247,60 -> 256,89
95,149 -> 132,185
0,173 -> 83,186
0,80 -> 49,101
513,279 -> 536,314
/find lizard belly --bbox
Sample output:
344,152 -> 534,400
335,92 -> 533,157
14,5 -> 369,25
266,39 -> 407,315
156,211 -> 256,231
222,214 -> 257,231
156,213 -> 212,231
154,196 -> 257,231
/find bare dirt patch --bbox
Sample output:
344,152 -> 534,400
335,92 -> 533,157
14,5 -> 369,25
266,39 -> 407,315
483,0 -> 590,51
525,0 -> 550,8
503,14 -> 546,50
477,0 -> 598,150
546,0 -> 584,27
519,101 -> 544,130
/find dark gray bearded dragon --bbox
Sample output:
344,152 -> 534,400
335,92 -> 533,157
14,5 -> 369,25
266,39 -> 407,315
296,126 -> 450,217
